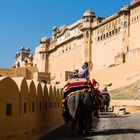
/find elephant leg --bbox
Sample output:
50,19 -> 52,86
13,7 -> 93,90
70,119 -> 77,137
78,115 -> 84,136
106,103 -> 109,112
106,105 -> 108,112
104,104 -> 106,112
67,93 -> 81,136
84,110 -> 92,136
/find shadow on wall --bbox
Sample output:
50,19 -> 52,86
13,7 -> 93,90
0,77 -> 64,140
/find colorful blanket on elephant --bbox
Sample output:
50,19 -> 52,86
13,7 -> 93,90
68,78 -> 88,83
63,79 -> 91,99
62,79 -> 91,109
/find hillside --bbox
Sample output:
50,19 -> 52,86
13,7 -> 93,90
110,79 -> 140,100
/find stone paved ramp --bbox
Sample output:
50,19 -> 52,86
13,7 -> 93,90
40,112 -> 140,140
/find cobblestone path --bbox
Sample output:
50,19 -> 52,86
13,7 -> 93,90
40,112 -> 140,140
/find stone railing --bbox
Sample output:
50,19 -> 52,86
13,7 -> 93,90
0,76 -> 64,140
111,100 -> 140,113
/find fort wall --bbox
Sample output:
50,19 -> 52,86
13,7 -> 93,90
0,77 -> 64,140
111,100 -> 140,113
93,57 -> 140,89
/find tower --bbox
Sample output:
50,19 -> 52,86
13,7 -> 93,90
82,10 -> 96,70
34,37 -> 50,73
131,0 -> 140,5
14,47 -> 32,68
120,6 -> 130,63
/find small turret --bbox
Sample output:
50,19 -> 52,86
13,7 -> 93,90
82,10 -> 96,23
40,37 -> 50,44
14,47 -> 33,68
82,10 -> 95,71
34,36 -> 50,73
131,0 -> 140,5
120,5 -> 129,13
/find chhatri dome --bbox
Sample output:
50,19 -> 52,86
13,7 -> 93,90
120,5 -> 129,12
131,0 -> 140,4
40,37 -> 50,44
82,10 -> 96,18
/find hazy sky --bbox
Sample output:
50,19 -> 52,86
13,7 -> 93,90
0,0 -> 130,68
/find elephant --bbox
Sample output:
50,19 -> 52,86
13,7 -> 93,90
93,92 -> 103,117
62,88 -> 94,136
101,94 -> 110,112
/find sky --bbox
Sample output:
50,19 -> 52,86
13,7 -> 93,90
0,0 -> 130,68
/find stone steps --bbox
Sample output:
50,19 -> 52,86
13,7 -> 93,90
99,111 -> 116,118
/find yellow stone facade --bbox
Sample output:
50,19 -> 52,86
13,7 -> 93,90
1,0 -> 140,86
1,1 -> 140,139
29,0 -> 140,84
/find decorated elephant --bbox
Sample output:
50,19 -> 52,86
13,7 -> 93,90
62,78 -> 94,136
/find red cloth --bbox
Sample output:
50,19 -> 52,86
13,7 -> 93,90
65,81 -> 91,91
92,79 -> 98,85
90,80 -> 100,93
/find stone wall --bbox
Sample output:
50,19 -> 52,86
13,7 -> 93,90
0,66 -> 38,80
93,57 -> 140,88
0,77 -> 64,140
111,100 -> 140,113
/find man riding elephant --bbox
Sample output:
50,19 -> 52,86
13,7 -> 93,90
78,62 -> 89,79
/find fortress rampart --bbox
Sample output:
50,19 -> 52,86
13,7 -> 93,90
0,77 -> 64,140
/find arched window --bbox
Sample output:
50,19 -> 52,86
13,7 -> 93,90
115,28 -> 118,33
65,30 -> 70,38
124,21 -> 127,28
66,46 -> 68,51
62,48 -> 64,53
109,23 -> 111,28
106,24 -> 108,30
109,31 -> 111,36
112,21 -> 114,28
112,30 -> 115,35
137,15 -> 139,20
101,35 -> 103,40
103,34 -> 105,39
115,20 -> 117,26
97,36 -> 100,41
69,44 -> 71,50
85,31 -> 89,38
131,17 -> 133,23
103,26 -> 105,32
106,32 -> 108,37
134,16 -> 136,21
127,46 -> 129,52
118,27 -> 121,32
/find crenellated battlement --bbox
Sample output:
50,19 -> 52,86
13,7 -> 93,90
0,76 -> 64,140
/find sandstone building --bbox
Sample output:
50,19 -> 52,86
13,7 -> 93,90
1,1 -> 140,139
1,0 -> 140,85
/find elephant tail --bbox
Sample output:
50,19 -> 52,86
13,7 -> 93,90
67,92 -> 83,119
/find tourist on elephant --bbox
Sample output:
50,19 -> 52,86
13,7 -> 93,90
79,62 -> 89,79
72,69 -> 79,78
